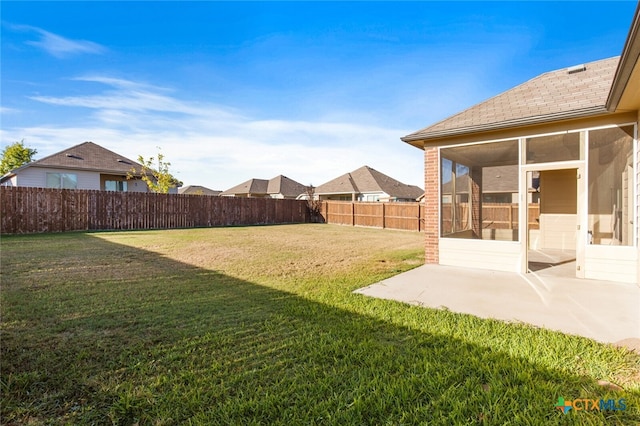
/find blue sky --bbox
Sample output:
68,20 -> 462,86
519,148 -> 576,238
1,1 -> 637,190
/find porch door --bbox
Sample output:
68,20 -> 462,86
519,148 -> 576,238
521,163 -> 585,278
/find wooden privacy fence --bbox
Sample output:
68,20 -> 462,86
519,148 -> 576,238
1,187 -> 310,234
323,201 -> 541,233
321,201 -> 425,232
1,188 -> 542,235
441,203 -> 540,231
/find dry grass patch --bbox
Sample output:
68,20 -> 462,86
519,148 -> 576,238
92,224 -> 423,284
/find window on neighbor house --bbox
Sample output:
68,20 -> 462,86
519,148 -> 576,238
483,193 -> 512,203
440,140 -> 519,241
588,125 -> 634,246
46,173 -> 77,189
329,195 -> 353,201
105,180 -> 127,192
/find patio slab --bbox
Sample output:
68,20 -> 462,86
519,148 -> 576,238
354,263 -> 640,348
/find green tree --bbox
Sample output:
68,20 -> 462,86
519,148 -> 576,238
0,140 -> 37,175
129,148 -> 182,193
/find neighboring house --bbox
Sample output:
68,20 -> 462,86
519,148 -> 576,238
402,4 -> 640,284
220,175 -> 307,199
314,165 -> 423,202
0,141 -> 152,192
179,185 -> 222,196
440,165 -> 537,204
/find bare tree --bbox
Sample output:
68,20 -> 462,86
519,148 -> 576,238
305,185 -> 324,223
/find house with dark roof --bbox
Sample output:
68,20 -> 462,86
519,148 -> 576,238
178,185 -> 222,196
439,165 -> 534,203
220,175 -> 307,199
402,4 -> 640,284
314,165 -> 423,202
0,141 -> 153,192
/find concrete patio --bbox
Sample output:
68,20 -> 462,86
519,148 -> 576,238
355,262 -> 640,349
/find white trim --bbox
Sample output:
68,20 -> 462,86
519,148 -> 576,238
436,137 -> 519,150
520,160 -> 584,173
518,122 -> 637,139
633,123 -> 638,248
435,122 -> 638,151
518,137 -> 528,273
522,129 -> 576,139
519,163 -> 585,277
577,164 -> 587,278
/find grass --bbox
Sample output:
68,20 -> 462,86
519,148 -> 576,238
1,224 -> 639,425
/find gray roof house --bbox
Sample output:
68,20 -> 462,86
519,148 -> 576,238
314,165 -> 423,202
179,185 -> 222,196
0,141 -> 153,192
220,175 -> 307,199
401,3 -> 640,283
439,165 -> 538,204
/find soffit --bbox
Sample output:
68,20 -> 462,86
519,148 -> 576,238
616,60 -> 640,110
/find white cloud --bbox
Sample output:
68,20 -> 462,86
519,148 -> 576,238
0,106 -> 20,114
12,24 -> 106,58
32,75 -> 241,119
6,76 -> 424,190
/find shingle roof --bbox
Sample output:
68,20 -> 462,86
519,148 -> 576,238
221,175 -> 307,198
266,175 -> 308,198
178,185 -> 222,196
441,166 -> 523,194
221,178 -> 269,196
21,141 -> 144,175
315,172 -> 358,195
316,166 -> 423,200
403,57 -> 620,143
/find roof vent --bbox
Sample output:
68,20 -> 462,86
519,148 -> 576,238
117,159 -> 132,165
66,154 -> 83,160
567,64 -> 586,74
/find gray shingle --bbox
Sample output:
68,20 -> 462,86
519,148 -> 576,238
221,178 -> 269,196
179,185 -> 222,196
403,57 -> 620,142
28,141 -> 144,175
316,166 -> 423,200
266,175 -> 308,198
221,175 -> 306,198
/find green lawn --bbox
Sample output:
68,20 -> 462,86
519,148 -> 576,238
1,224 -> 638,425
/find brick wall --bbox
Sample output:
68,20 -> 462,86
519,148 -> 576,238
424,147 -> 439,264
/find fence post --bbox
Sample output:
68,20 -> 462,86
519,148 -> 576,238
382,203 -> 385,229
351,202 -> 354,226
509,204 -> 513,229
324,201 -> 328,223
